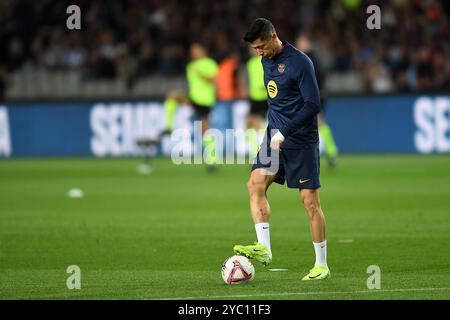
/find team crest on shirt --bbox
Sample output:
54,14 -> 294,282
267,80 -> 278,98
277,63 -> 285,73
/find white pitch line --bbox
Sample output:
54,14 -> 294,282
157,287 -> 450,300
338,239 -> 354,243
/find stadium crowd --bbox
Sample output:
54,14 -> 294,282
0,0 -> 449,98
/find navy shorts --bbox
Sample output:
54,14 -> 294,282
251,139 -> 321,190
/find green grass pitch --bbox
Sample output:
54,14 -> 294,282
1,155 -> 450,300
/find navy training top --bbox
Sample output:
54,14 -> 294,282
262,41 -> 321,149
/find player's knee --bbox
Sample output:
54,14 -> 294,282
303,198 -> 321,219
247,177 -> 266,195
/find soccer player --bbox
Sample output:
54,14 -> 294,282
163,90 -> 190,134
186,43 -> 219,168
295,32 -> 338,168
233,18 -> 330,280
245,46 -> 268,158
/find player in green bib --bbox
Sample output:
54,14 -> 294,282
296,33 -> 339,167
186,43 -> 219,167
246,48 -> 268,158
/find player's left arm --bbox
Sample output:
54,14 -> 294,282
270,56 -> 321,150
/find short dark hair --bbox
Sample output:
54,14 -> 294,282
243,18 -> 275,43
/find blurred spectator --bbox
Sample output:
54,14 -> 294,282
0,0 -> 449,94
365,58 -> 395,93
0,67 -> 6,100
66,33 -> 88,69
415,48 -> 434,91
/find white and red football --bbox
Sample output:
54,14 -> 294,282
221,255 -> 255,285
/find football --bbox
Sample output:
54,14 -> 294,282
221,255 -> 255,285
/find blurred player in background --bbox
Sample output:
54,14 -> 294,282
216,49 -> 245,165
216,49 -> 244,104
234,18 -> 330,281
245,47 -> 268,159
135,90 -> 189,174
296,32 -> 338,168
163,90 -> 190,134
186,43 -> 219,169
